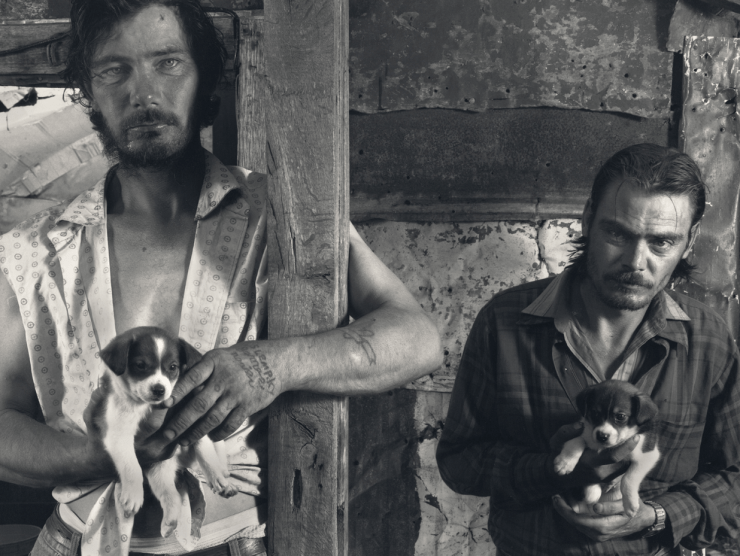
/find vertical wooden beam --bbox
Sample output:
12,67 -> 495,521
236,11 -> 266,172
679,37 -> 740,339
263,0 -> 349,554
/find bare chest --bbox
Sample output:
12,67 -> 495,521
107,219 -> 196,336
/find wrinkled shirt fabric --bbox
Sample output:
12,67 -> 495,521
437,269 -> 740,556
0,151 -> 269,556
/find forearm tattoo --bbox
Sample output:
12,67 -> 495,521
342,326 -> 377,365
232,349 -> 277,393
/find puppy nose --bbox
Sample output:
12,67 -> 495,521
596,431 -> 610,443
151,384 -> 165,399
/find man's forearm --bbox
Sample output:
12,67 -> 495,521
233,303 -> 442,396
0,409 -> 110,488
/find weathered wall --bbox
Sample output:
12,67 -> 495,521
2,1 -> 740,555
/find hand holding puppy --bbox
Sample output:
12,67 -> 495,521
552,492 -> 657,542
548,421 -> 640,488
162,341 -> 285,446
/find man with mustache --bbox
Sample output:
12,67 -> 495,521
0,1 -> 442,556
437,143 -> 740,555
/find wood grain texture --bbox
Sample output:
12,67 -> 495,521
263,0 -> 349,554
236,12 -> 265,172
678,36 -> 740,339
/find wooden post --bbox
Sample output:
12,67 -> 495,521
236,11 -> 265,172
679,36 -> 740,339
263,0 -> 350,554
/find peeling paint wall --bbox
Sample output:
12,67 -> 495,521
350,218 -> 580,556
356,219 -> 580,391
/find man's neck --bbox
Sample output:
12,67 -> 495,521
107,143 -> 205,222
574,275 -> 651,348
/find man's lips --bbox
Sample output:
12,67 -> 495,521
607,276 -> 653,289
128,122 -> 167,131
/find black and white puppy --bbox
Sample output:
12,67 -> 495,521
95,326 -> 237,538
553,380 -> 660,516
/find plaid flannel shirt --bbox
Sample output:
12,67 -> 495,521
436,269 -> 740,556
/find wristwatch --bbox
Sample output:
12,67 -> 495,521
643,500 -> 666,537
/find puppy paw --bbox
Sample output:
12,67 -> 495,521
622,494 -> 640,517
160,518 -> 178,538
117,483 -> 144,518
211,476 -> 238,498
553,454 -> 577,475
583,484 -> 602,505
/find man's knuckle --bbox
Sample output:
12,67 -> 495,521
191,396 -> 209,413
205,412 -> 223,427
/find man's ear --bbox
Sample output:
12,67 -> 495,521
100,335 -> 131,376
682,222 -> 700,259
581,198 -> 594,238
178,339 -> 203,371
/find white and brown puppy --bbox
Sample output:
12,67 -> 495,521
95,326 -> 236,538
553,380 -> 660,516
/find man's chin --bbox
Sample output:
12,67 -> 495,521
600,290 -> 652,311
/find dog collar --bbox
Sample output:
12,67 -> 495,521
643,501 -> 666,537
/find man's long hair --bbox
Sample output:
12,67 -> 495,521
62,0 -> 227,128
569,143 -> 707,285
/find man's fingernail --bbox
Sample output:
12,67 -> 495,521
179,438 -> 190,447
164,430 -> 175,441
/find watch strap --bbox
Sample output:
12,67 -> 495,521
643,500 -> 666,537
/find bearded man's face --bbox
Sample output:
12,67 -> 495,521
87,4 -> 200,169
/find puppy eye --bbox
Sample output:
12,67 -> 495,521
614,413 -> 627,422
169,363 -> 179,371
135,360 -> 146,370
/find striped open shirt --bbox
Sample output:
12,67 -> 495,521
436,269 -> 740,556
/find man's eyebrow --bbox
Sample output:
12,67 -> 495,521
599,219 -> 685,241
91,47 -> 189,68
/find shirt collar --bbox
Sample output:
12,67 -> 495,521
519,267 -> 690,347
51,150 -> 242,233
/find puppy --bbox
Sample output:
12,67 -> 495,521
552,380 -> 660,516
95,326 -> 237,538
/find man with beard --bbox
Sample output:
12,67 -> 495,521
0,1 -> 442,556
436,143 -> 740,556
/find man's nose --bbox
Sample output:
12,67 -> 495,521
129,69 -> 161,108
623,240 -> 647,270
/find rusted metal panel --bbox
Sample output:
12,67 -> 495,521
350,0 -> 674,117
667,0 -> 740,53
350,108 -> 673,222
678,36 -> 740,339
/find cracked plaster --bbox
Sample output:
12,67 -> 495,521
356,218 -> 581,392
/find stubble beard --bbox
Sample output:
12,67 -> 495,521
584,245 -> 661,312
90,107 -> 199,170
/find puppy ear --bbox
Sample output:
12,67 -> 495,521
100,334 -> 131,376
633,391 -> 659,425
178,339 -> 203,370
575,384 -> 595,417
